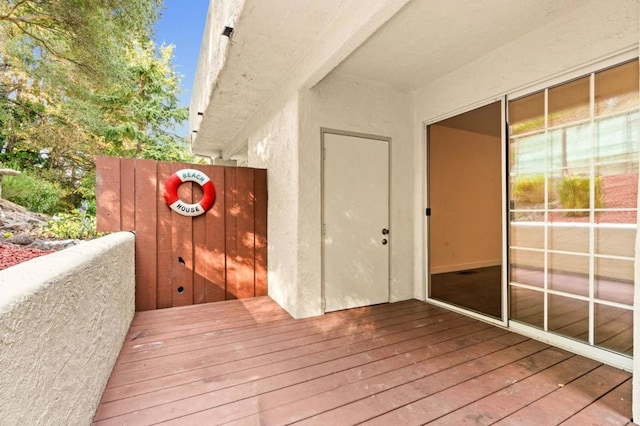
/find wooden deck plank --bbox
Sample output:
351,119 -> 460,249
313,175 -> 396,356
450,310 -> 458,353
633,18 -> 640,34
561,378 -> 633,426
99,301 -> 443,403
428,355 -> 602,425
93,297 -> 633,426
296,339 -> 551,426
95,317 -> 490,424
100,307 -> 468,400
494,364 -> 632,425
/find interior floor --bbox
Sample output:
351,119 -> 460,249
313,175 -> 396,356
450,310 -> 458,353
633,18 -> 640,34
430,265 -> 502,318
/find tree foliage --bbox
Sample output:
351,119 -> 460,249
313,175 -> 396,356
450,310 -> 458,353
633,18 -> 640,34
0,0 -> 196,212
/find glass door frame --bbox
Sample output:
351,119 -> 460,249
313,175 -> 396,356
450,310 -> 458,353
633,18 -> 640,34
506,55 -> 638,372
424,97 -> 509,328
423,49 -> 636,372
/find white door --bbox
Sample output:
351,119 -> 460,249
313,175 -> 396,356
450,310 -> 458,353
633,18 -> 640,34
322,131 -> 389,312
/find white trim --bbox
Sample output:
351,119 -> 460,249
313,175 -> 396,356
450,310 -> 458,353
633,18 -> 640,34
425,99 -> 506,324
508,45 -> 638,100
509,321 -> 633,372
427,297 -> 507,328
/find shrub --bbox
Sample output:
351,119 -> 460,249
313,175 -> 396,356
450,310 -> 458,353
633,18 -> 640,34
556,175 -> 603,216
512,174 -> 546,204
38,211 -> 101,240
2,173 -> 68,214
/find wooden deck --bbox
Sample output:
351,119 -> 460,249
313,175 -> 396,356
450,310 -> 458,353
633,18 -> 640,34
93,297 -> 634,425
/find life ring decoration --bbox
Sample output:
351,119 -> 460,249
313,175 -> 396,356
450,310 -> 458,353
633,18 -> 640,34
163,169 -> 216,217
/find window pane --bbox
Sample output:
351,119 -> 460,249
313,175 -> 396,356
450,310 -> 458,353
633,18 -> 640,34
511,173 -> 545,210
548,252 -> 589,296
595,224 -> 635,257
510,134 -> 546,175
596,163 -> 638,211
595,60 -> 639,117
595,257 -> 634,305
510,222 -> 543,249
548,168 -> 591,217
548,223 -> 588,253
549,124 -> 591,170
510,286 -> 544,328
595,304 -> 633,355
510,249 -> 544,288
596,112 -> 639,163
549,76 -> 590,127
510,91 -> 544,135
549,294 -> 589,343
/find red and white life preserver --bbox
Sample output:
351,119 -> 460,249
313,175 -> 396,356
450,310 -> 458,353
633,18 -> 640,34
163,169 -> 216,217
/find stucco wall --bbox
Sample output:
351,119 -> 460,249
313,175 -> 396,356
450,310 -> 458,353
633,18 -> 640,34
189,0 -> 246,152
246,93 -> 301,317
244,72 -> 414,318
299,73 -> 415,314
0,232 -> 135,426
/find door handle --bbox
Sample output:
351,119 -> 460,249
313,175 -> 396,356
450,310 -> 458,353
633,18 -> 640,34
382,239 -> 388,245
382,228 -> 389,235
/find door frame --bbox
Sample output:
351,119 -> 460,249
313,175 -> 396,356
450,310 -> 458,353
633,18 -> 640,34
423,98 -> 509,327
320,127 -> 392,313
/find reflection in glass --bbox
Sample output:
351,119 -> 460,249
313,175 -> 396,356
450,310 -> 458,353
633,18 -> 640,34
548,168 -> 592,217
549,123 -> 590,170
508,59 -> 638,358
548,294 -> 589,343
510,223 -> 543,249
548,253 -> 589,296
510,249 -> 544,288
595,163 -> 638,211
510,286 -> 544,328
595,257 -> 634,305
510,133 -> 546,175
549,77 -> 590,127
595,304 -> 633,355
595,60 -> 639,117
595,225 -> 635,257
548,223 -> 588,253
596,113 -> 639,162
509,91 -> 544,135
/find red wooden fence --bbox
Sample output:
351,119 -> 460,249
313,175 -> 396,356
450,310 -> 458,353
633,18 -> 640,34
96,156 -> 267,311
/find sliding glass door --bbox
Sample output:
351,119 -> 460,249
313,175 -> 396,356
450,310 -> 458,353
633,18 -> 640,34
508,59 -> 638,358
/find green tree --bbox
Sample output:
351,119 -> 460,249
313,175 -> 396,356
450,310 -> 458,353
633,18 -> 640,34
0,0 -> 196,213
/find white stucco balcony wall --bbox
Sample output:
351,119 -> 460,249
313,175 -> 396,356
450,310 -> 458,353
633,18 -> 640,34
0,232 -> 135,425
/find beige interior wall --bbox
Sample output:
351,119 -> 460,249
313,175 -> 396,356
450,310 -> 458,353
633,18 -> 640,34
429,125 -> 502,273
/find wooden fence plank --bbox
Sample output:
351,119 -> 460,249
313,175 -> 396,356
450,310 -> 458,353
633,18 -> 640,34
134,159 -> 158,311
120,159 -> 136,231
156,161 -> 173,309
225,168 -> 239,299
95,158 -> 267,310
254,169 -> 268,297
205,167 -> 226,302
171,163 -> 195,307
236,168 -> 256,298
96,156 -> 121,232
192,166 -> 207,305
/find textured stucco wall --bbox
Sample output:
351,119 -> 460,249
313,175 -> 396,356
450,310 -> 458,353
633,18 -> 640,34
244,73 -> 414,319
246,92 -> 301,317
0,232 -> 135,426
299,73 -> 415,315
189,0 -> 246,150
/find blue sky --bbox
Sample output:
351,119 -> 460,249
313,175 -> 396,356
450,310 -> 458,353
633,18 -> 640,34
153,0 -> 210,138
